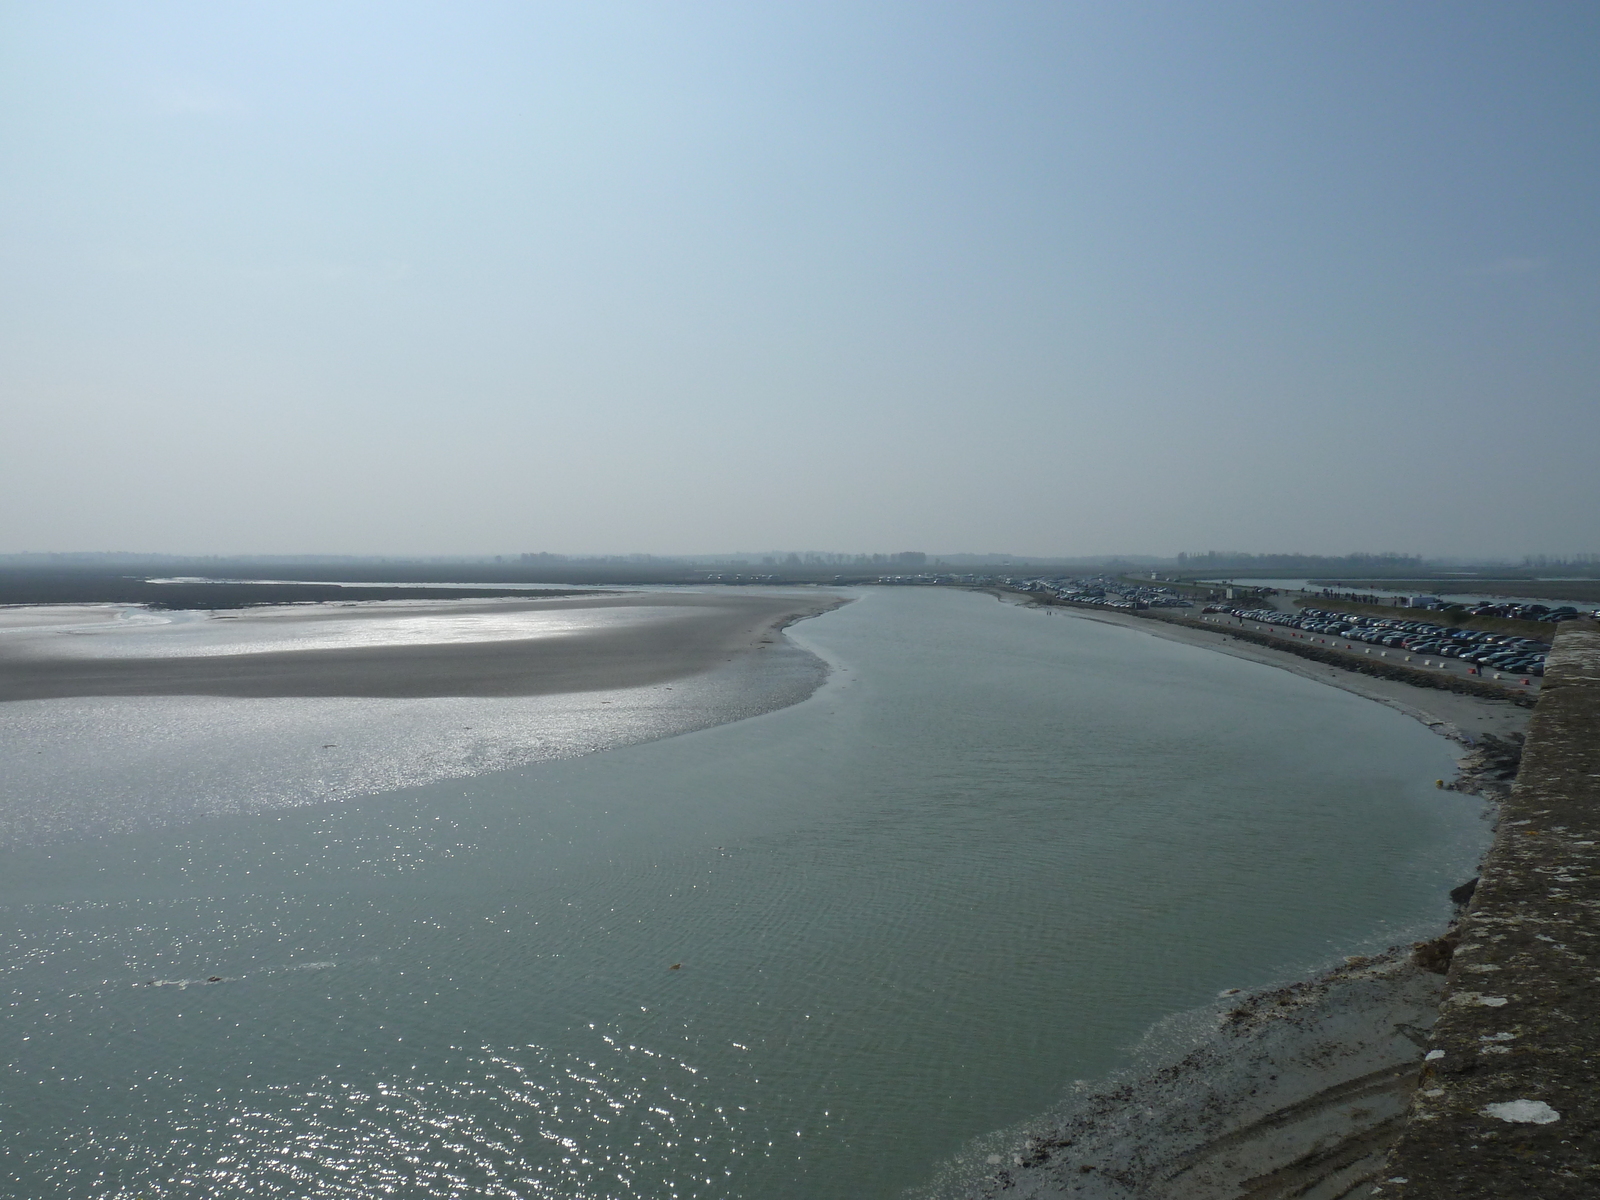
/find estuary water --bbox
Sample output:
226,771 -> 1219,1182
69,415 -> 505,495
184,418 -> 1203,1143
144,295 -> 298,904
1,588 -> 1484,1199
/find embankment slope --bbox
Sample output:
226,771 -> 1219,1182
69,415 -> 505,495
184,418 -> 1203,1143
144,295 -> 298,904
1379,620 -> 1600,1198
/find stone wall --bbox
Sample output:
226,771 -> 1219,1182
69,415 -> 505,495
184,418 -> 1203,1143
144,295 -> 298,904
1380,619 -> 1600,1198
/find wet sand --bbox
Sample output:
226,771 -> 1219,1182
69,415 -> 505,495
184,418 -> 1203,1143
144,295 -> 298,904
0,604 -> 132,629
0,591 -> 845,702
960,950 -> 1446,1200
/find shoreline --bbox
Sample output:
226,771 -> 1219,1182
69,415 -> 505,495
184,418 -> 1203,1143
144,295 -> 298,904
944,947 -> 1450,1200
989,590 -> 1532,744
948,590 -> 1520,1199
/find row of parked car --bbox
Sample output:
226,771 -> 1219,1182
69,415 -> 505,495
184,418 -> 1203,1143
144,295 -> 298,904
1458,601 -> 1594,623
1211,606 -> 1551,677
1020,575 -> 1194,609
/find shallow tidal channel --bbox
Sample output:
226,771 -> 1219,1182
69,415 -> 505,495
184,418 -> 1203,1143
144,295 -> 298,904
1,588 -> 1485,1199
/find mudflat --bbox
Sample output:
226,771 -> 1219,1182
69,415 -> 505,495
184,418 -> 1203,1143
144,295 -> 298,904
0,591 -> 844,701
971,949 -> 1449,1200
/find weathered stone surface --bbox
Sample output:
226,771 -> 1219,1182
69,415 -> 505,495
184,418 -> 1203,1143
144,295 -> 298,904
1380,619 -> 1600,1199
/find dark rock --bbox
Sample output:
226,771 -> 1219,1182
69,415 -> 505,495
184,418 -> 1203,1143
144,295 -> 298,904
1411,931 -> 1459,975
1449,877 -> 1478,906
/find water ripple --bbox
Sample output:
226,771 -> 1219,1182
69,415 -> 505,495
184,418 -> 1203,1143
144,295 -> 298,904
37,1030 -> 818,1200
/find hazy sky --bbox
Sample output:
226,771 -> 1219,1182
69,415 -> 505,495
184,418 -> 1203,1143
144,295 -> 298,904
3,2 -> 1596,559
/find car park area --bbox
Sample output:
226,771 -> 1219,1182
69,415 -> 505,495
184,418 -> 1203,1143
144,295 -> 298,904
1204,605 -> 1548,687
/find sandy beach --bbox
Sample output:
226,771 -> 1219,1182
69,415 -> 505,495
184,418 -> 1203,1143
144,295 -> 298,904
0,590 -> 844,702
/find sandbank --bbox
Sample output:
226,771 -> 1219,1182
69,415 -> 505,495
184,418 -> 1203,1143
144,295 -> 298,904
0,604 -> 134,630
0,591 -> 844,702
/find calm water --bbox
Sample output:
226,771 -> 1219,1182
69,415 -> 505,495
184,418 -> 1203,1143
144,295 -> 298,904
1,588 -> 1483,1199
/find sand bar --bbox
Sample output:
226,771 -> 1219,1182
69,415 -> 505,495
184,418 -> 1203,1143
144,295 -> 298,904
0,590 -> 845,702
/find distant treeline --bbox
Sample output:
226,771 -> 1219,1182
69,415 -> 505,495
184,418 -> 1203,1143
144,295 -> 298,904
1173,552 -> 1426,576
0,571 -> 596,609
1172,551 -> 1600,579
4,549 -> 1596,598
0,558 -> 1039,596
1307,579 -> 1600,605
